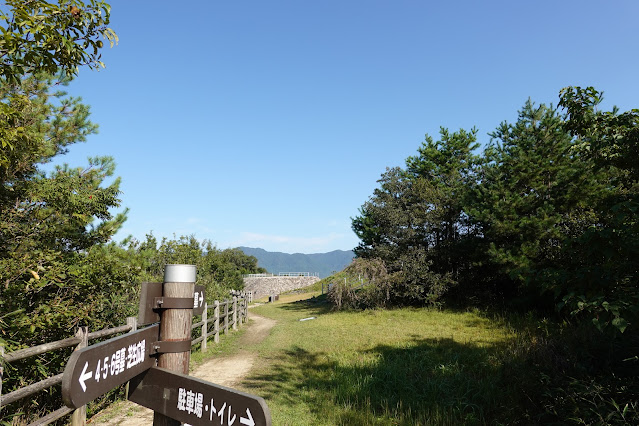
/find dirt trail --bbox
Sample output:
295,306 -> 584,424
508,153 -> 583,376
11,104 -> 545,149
89,312 -> 276,425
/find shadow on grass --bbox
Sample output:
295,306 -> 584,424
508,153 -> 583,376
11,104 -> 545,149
243,337 -> 536,425
276,294 -> 334,316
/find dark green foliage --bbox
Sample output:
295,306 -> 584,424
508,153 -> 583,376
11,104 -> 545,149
551,87 -> 639,335
124,234 -> 264,302
350,87 -> 638,423
352,89 -> 638,332
470,100 -> 604,311
352,128 -> 480,306
0,3 -> 124,420
0,74 -> 132,419
497,317 -> 639,425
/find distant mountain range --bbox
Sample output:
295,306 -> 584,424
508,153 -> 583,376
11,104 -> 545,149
238,247 -> 355,278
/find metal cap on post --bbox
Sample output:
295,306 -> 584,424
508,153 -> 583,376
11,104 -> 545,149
164,264 -> 196,283
154,264 -> 196,426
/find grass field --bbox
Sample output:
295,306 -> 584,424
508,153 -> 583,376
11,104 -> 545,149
242,294 -> 532,425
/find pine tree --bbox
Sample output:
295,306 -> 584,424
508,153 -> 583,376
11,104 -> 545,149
470,100 -> 602,305
352,128 -> 480,305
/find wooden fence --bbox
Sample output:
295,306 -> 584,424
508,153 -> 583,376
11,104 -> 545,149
190,295 -> 249,351
0,293 -> 250,425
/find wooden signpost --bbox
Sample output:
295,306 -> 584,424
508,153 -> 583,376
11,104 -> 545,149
60,264 -> 271,426
138,282 -> 206,326
61,324 -> 159,409
129,367 -> 271,426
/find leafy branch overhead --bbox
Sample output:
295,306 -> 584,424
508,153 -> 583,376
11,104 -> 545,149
0,0 -> 117,82
0,0 -> 117,154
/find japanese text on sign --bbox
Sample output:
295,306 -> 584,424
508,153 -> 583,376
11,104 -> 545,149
91,339 -> 146,386
176,386 -> 255,426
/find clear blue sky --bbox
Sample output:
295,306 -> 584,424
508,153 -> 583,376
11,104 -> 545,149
60,0 -> 639,254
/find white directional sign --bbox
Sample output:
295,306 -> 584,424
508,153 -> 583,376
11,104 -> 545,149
129,367 -> 271,426
193,284 -> 205,315
62,324 -> 159,409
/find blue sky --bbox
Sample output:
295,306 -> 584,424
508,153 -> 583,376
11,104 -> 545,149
60,0 -> 639,254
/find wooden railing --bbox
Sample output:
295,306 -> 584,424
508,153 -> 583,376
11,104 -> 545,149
0,293 -> 252,425
191,295 -> 249,350
0,319 -> 137,425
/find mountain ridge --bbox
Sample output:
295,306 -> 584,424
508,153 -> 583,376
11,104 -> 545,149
238,247 -> 355,278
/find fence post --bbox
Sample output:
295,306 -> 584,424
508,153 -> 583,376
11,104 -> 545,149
232,297 -> 238,331
224,301 -> 229,335
214,300 -> 220,344
236,297 -> 241,325
242,297 -> 247,323
201,302 -> 208,352
0,341 -> 4,411
153,264 -> 196,426
70,326 -> 89,426
124,317 -> 138,400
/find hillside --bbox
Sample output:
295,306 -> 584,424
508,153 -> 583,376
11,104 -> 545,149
237,247 -> 354,278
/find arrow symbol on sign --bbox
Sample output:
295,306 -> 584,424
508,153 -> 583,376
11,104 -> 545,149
79,362 -> 92,392
199,291 -> 204,307
240,408 -> 254,426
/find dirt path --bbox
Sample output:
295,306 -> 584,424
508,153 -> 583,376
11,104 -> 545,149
88,312 -> 276,425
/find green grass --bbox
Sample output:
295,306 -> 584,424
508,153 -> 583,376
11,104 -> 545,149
196,293 -> 638,425
190,320 -> 249,367
240,295 -> 525,425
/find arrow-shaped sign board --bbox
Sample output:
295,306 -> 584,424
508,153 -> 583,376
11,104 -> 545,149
128,367 -> 271,426
62,324 -> 159,409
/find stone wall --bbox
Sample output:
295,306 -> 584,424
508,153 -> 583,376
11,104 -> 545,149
243,276 -> 320,299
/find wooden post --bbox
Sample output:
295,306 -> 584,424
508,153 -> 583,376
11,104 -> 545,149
233,297 -> 238,331
214,300 -> 220,344
153,264 -> 196,426
243,297 -> 247,322
1,341 -> 4,411
124,316 -> 137,400
70,326 -> 89,426
224,301 -> 229,335
201,302 -> 208,351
